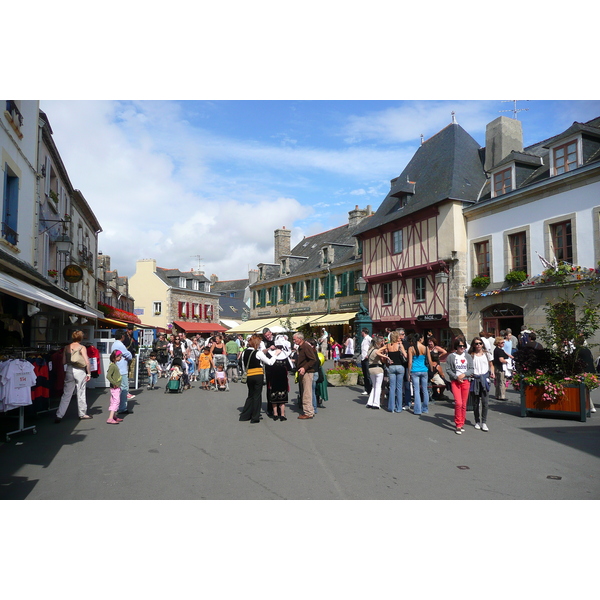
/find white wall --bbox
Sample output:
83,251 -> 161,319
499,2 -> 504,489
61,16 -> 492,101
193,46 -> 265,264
467,179 -> 600,282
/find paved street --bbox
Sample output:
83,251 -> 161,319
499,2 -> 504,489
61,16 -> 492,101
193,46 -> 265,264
1,364 -> 599,500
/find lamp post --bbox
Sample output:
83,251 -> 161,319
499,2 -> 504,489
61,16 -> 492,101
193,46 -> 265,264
354,275 -> 372,351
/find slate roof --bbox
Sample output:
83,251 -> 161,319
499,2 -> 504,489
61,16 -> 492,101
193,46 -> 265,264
476,116 -> 600,201
155,267 -> 213,292
211,279 -> 249,296
354,123 -> 487,236
218,296 -> 250,320
284,224 -> 359,278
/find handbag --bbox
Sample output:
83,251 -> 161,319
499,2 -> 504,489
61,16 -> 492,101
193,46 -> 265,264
69,346 -> 87,369
241,349 -> 256,384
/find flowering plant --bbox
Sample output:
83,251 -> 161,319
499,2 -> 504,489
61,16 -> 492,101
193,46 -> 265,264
47,269 -> 58,278
326,364 -> 361,382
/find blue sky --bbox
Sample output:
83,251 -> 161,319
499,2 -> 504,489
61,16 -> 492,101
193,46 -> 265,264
38,99 -> 600,281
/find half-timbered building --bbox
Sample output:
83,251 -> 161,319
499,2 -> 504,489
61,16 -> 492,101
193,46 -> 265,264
353,118 -> 487,346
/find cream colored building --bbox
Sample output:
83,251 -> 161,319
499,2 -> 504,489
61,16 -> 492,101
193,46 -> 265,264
129,259 -> 222,334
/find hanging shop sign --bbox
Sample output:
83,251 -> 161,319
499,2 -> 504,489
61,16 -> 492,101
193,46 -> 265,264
63,264 -> 84,283
417,314 -> 443,321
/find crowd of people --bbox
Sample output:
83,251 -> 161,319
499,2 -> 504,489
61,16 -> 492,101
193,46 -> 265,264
55,324 -> 598,430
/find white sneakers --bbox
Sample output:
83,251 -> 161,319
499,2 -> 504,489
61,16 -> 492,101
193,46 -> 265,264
455,428 -> 462,435
474,422 -> 481,430
482,423 -> 489,431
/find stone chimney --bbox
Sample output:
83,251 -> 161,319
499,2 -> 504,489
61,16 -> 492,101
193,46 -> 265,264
348,205 -> 372,228
484,116 -> 523,172
274,226 -> 291,263
248,269 -> 259,286
210,274 -> 218,284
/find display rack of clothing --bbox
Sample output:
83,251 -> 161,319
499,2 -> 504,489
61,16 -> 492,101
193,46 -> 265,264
0,350 -> 38,441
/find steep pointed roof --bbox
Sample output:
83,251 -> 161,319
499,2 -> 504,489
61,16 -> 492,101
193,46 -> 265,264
354,123 -> 486,235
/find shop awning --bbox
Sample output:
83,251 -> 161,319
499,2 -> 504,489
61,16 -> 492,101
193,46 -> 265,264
220,319 -> 241,330
0,270 -> 99,319
308,312 -> 357,326
225,316 -> 281,334
98,317 -> 130,328
172,321 -> 228,334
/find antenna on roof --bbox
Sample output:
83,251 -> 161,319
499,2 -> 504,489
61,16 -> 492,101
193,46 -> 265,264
191,255 -> 203,271
500,100 -> 529,120
420,134 -> 424,145
451,111 -> 457,124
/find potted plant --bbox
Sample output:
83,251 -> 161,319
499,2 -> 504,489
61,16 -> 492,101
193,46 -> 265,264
471,275 -> 490,289
513,262 -> 600,421
47,269 -> 58,279
505,270 -> 527,285
325,364 -> 361,386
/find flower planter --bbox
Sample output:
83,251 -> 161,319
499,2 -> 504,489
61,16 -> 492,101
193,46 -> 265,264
520,383 -> 590,422
326,373 -> 359,387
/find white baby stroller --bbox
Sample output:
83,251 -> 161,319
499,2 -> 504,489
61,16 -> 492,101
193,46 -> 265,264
209,365 -> 230,392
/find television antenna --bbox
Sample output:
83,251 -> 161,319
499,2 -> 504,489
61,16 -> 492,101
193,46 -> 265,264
500,100 -> 529,120
191,255 -> 204,271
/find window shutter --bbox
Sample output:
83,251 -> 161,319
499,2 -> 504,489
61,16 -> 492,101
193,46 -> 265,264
44,157 -> 51,196
326,274 -> 334,298
341,273 -> 348,296
348,271 -> 355,294
178,301 -> 184,317
186,302 -> 190,318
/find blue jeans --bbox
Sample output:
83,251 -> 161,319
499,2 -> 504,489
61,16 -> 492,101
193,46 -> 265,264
403,376 -> 412,408
388,364 -> 405,412
118,374 -> 129,412
411,370 -> 429,414
312,371 -> 318,414
148,373 -> 158,388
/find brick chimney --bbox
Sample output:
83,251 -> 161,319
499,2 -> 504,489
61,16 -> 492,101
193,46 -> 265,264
274,226 -> 291,263
484,116 -> 523,172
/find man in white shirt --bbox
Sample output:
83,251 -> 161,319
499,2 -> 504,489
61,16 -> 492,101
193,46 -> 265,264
360,328 -> 372,396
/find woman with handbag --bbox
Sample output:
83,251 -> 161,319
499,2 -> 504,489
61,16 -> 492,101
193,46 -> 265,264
384,331 -> 408,413
239,334 -> 281,423
55,330 -> 92,422
366,335 -> 387,410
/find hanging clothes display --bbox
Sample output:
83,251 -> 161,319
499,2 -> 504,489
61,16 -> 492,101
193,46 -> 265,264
86,344 -> 101,378
0,358 -> 37,412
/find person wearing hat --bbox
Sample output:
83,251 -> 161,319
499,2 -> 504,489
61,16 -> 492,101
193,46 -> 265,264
260,328 -> 277,417
264,334 -> 293,421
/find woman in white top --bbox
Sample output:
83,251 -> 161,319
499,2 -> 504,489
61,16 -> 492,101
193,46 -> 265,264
468,336 -> 495,431
343,335 -> 355,358
55,330 -> 92,422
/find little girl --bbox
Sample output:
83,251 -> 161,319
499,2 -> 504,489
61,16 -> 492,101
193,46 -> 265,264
215,363 -> 228,390
146,352 -> 159,390
106,350 -> 124,425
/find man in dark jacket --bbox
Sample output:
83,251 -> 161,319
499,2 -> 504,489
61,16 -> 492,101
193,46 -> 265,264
293,332 -> 316,419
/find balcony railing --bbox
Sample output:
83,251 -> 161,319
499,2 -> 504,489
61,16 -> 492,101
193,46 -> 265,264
1,222 -> 18,245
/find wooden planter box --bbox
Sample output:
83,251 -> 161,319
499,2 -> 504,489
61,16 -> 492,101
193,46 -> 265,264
326,373 -> 359,387
520,383 -> 590,422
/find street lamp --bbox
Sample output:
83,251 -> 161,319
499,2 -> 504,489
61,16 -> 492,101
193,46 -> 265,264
354,275 -> 372,351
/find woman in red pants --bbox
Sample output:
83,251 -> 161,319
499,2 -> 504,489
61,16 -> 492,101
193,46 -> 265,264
445,338 -> 474,435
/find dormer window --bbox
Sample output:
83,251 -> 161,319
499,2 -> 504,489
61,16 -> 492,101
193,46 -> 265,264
321,246 -> 333,265
192,280 -> 199,291
492,167 -> 513,197
553,140 -> 579,175
280,258 -> 288,275
179,277 -> 186,288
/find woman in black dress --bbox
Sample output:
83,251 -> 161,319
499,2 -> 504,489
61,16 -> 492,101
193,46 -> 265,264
239,334 -> 281,423
265,335 -> 293,421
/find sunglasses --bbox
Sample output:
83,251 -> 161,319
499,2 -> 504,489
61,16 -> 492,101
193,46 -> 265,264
457,344 -> 466,348
474,342 -> 483,345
